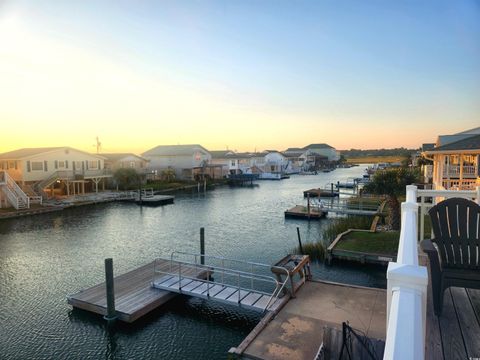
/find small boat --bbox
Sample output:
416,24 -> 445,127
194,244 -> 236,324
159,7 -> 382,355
136,194 -> 174,206
335,180 -> 356,189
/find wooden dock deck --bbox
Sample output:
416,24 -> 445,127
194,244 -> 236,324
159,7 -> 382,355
68,260 -> 201,323
303,188 -> 339,198
284,205 -> 325,220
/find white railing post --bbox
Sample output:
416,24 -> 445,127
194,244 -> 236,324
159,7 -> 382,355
476,186 -> 480,205
384,185 -> 428,360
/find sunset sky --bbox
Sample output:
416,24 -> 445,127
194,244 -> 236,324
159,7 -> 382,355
0,0 -> 479,154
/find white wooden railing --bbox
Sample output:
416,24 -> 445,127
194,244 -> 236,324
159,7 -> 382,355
384,185 -> 480,359
0,170 -> 30,209
442,165 -> 477,177
384,185 -> 428,360
418,186 -> 480,241
441,178 -> 478,191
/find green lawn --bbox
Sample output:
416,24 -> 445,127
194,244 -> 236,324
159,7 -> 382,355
335,230 -> 399,256
346,196 -> 384,207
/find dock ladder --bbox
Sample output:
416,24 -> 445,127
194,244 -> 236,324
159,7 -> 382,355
152,252 -> 290,313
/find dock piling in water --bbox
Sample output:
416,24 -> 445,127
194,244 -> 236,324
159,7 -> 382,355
104,258 -> 117,322
200,227 -> 205,265
296,227 -> 304,254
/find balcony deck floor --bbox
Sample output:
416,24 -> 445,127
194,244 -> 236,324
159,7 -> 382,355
426,283 -> 480,359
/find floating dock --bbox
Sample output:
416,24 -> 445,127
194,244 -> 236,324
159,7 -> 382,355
284,205 -> 325,220
303,188 -> 339,198
68,260 -> 202,323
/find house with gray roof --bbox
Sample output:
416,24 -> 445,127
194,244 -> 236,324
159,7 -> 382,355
142,144 -> 220,180
101,153 -> 149,175
302,143 -> 340,162
0,146 -> 110,208
423,132 -> 480,190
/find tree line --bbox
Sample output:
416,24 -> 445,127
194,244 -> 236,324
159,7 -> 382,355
340,148 -> 417,158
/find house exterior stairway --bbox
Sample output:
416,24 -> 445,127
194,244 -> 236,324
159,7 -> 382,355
0,171 -> 30,209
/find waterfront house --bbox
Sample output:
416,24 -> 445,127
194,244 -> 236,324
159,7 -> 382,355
283,148 -> 305,173
303,143 -> 340,162
102,153 -> 149,175
263,151 -> 289,173
422,128 -> 480,190
0,147 -> 110,207
142,144 -> 221,180
209,150 -> 237,176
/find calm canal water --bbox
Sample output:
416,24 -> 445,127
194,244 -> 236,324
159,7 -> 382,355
0,166 -> 386,360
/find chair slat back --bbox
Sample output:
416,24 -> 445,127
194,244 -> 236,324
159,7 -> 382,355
429,197 -> 480,269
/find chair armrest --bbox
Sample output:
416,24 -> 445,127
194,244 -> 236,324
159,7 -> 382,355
420,239 -> 437,254
420,239 -> 442,272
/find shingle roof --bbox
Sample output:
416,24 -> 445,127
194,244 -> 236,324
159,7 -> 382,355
303,143 -> 334,150
142,144 -> 210,157
101,153 -> 148,162
421,143 -> 435,151
0,147 -> 106,160
454,127 -> 480,135
210,150 -> 235,159
429,134 -> 480,152
284,152 -> 304,158
0,147 -> 64,159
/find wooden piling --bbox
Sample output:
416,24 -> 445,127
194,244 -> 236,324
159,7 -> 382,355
296,227 -> 304,254
307,194 -> 311,219
200,227 -> 205,265
104,258 -> 117,322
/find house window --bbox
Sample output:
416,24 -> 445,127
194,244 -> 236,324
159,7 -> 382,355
8,161 -> 15,169
58,161 -> 65,168
130,162 -> 135,168
75,161 -> 82,170
231,160 -> 236,166
31,161 -> 43,171
88,161 -> 98,169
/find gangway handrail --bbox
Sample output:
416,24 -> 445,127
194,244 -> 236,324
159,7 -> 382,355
153,252 -> 290,312
170,251 -> 290,277
165,258 -> 280,285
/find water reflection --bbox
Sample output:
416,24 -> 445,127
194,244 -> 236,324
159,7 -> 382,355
0,167 -> 385,359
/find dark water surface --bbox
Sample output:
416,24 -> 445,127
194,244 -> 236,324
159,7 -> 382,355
0,167 -> 386,360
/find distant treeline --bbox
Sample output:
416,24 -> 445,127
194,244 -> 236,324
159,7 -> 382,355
340,148 -> 416,158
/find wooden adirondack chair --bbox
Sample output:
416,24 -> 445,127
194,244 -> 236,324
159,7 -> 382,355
420,197 -> 480,316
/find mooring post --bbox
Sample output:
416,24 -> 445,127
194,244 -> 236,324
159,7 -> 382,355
204,179 -> 207,193
331,183 -> 334,195
104,258 -> 117,322
200,227 -> 205,265
296,227 -> 304,254
307,193 -> 311,219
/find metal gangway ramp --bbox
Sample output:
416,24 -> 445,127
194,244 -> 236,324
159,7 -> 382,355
152,252 -> 290,313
